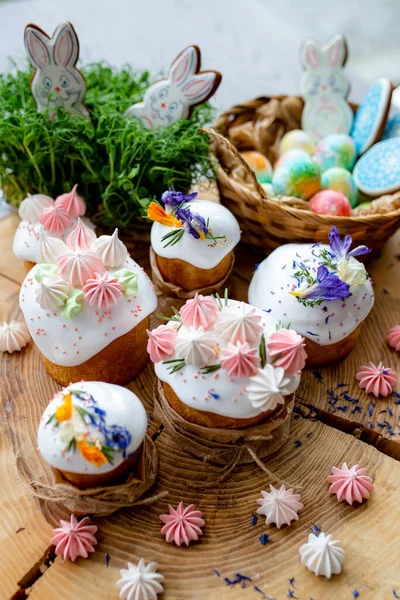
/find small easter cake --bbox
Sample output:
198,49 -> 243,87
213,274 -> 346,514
148,190 -> 240,292
148,295 -> 305,429
248,227 -> 374,367
38,382 -> 147,489
19,226 -> 157,386
13,185 -> 93,271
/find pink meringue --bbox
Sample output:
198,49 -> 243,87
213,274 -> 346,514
356,361 -> 397,397
388,326 -> 400,352
66,218 -> 96,251
267,329 -> 307,375
57,250 -> 104,287
55,184 -> 86,217
39,205 -> 72,234
51,515 -> 97,562
327,462 -> 374,504
220,341 -> 259,378
83,272 -> 123,309
147,325 -> 177,363
160,502 -> 205,547
179,293 -> 218,329
256,484 -> 303,528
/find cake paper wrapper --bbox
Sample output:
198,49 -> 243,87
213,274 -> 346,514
150,247 -> 235,315
16,435 -> 165,517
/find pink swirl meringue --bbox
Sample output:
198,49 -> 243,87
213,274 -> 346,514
327,462 -> 374,505
83,272 -> 123,309
66,218 -> 96,251
388,326 -> 400,352
267,329 -> 307,375
220,341 -> 260,378
39,205 -> 73,234
51,515 -> 97,562
147,325 -> 177,363
256,484 -> 303,528
356,361 -> 397,397
57,250 -> 104,287
160,502 -> 205,547
55,184 -> 86,217
179,293 -> 218,329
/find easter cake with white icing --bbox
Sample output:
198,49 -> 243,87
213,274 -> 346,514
148,191 -> 240,291
147,294 -> 306,429
38,382 -> 147,489
19,225 -> 157,385
248,227 -> 374,366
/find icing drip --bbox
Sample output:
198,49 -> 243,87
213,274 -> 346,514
356,361 -> 397,397
179,293 -> 218,329
246,364 -> 298,412
36,231 -> 68,264
388,326 -> 400,352
18,193 -> 54,222
174,326 -> 216,366
327,462 -> 374,504
220,341 -> 259,377
39,205 -> 73,234
91,229 -> 128,268
147,325 -> 177,363
160,502 -> 205,547
51,515 -> 97,562
55,184 -> 86,217
66,217 -> 97,251
0,320 -> 30,353
299,532 -> 345,578
256,484 -> 303,528
116,559 -> 164,600
267,329 -> 307,375
57,250 -> 104,287
215,303 -> 264,344
83,272 -> 124,309
36,275 -> 71,309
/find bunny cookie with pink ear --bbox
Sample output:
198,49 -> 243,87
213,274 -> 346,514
124,45 -> 221,128
24,21 -> 89,120
300,34 -> 353,141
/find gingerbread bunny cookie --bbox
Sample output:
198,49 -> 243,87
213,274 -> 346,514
124,45 -> 221,128
24,21 -> 89,120
300,34 -> 353,141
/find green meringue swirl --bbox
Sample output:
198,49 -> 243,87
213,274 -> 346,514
61,289 -> 84,320
34,263 -> 58,283
115,268 -> 138,297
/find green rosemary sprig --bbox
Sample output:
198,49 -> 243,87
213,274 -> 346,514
296,297 -> 324,308
320,248 -> 337,271
275,320 -> 292,331
46,413 -> 57,425
259,334 -> 267,368
66,438 -> 77,453
162,358 -> 186,373
200,364 -> 221,374
224,288 -> 229,306
156,308 -> 181,323
212,293 -> 223,310
161,228 -> 184,248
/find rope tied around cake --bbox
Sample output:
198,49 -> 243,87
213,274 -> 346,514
15,435 -> 167,517
154,378 -> 302,490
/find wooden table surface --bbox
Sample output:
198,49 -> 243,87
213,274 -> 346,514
1,208 -> 400,600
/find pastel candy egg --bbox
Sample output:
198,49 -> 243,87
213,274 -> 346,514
310,190 -> 352,217
241,151 -> 273,183
272,156 -> 320,200
313,134 -> 357,172
274,148 -> 310,171
321,167 -> 358,207
261,183 -> 275,197
279,129 -> 315,155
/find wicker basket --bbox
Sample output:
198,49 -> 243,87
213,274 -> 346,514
207,95 -> 400,256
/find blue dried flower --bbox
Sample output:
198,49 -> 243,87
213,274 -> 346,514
104,425 -> 131,458
290,265 -> 350,301
161,190 -> 197,210
176,207 -> 209,239
328,226 -> 370,259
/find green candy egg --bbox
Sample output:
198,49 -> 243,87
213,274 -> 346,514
313,134 -> 357,172
321,167 -> 358,207
272,156 -> 320,200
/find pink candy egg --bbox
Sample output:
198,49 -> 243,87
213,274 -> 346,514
309,190 -> 352,217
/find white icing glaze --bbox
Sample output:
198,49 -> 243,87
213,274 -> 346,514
154,299 -> 301,419
150,199 -> 240,269
248,243 -> 374,345
20,255 -> 157,367
37,382 -> 147,475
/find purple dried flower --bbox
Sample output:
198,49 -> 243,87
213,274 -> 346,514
290,265 -> 350,301
161,190 -> 197,211
328,226 -> 370,259
176,207 -> 209,239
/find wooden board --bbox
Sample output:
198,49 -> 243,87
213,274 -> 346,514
1,212 -> 400,600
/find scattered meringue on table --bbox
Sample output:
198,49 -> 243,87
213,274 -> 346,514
116,559 -> 164,600
0,320 -> 30,353
388,326 -> 400,352
356,361 -> 397,397
299,532 -> 345,578
51,515 -> 98,562
159,502 -> 205,547
256,484 -> 304,528
327,462 -> 374,505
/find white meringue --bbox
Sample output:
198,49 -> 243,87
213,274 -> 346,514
299,532 -> 345,578
246,364 -> 299,411
91,229 -> 128,268
215,302 -> 263,344
36,275 -> 71,310
174,326 -> 216,366
116,558 -> 164,600
36,231 -> 68,264
256,484 -> 303,528
18,193 -> 54,222
0,320 -> 30,353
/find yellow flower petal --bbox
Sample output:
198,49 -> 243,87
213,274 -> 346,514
55,393 -> 73,423
147,202 -> 183,228
77,439 -> 108,467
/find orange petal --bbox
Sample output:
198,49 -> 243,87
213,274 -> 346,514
55,393 -> 73,423
77,440 -> 108,467
147,202 -> 183,228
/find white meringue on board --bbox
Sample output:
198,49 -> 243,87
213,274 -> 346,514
0,320 -> 30,353
299,532 -> 345,578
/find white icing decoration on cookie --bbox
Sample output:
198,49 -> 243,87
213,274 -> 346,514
37,382 -> 147,475
154,299 -> 301,419
246,364 -> 299,412
150,199 -> 240,269
91,229 -> 128,268
18,194 -> 54,222
174,326 -> 216,366
248,243 -> 374,345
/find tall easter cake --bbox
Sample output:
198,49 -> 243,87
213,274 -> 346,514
248,227 -> 374,366
19,224 -> 157,385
